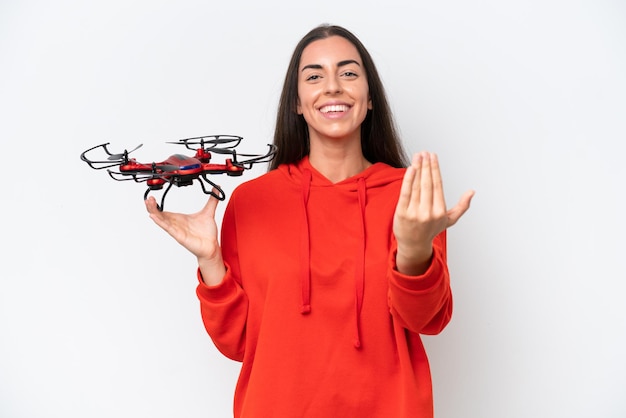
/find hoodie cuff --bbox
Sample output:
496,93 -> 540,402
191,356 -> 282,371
196,263 -> 238,302
389,246 -> 446,292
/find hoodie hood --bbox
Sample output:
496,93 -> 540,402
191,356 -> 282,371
278,156 -> 405,348
280,155 -> 404,191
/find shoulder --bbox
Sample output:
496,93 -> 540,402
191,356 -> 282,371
232,168 -> 286,194
228,166 -> 294,207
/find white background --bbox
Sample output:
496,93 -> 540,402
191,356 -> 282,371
1,0 -> 625,417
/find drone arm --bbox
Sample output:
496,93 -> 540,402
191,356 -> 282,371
108,169 -> 140,182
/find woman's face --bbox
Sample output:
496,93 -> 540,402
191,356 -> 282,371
297,36 -> 372,145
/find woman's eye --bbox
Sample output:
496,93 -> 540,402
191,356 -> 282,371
342,71 -> 357,78
306,74 -> 321,81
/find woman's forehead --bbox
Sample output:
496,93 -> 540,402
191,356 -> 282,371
299,36 -> 362,69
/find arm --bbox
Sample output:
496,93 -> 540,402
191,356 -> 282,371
196,266 -> 248,361
195,195 -> 248,360
388,231 -> 452,335
389,152 -> 473,333
145,192 -> 248,360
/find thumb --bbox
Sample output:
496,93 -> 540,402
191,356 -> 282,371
200,190 -> 221,218
446,189 -> 475,228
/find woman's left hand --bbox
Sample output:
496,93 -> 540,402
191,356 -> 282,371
393,152 -> 474,276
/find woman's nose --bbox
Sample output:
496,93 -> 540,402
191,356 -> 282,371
324,75 -> 342,94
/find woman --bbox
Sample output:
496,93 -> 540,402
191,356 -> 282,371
146,24 -> 474,418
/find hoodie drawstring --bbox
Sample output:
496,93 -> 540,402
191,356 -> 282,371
353,177 -> 367,349
299,169 -> 367,349
300,169 -> 312,314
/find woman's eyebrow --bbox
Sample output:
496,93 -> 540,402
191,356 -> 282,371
337,59 -> 361,68
301,59 -> 362,72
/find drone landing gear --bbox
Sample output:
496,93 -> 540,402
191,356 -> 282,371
143,178 -> 226,211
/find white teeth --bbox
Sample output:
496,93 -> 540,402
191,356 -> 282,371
320,104 -> 349,113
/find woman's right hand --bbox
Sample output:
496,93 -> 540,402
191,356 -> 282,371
145,193 -> 226,285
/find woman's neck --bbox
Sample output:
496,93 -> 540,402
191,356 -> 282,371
308,140 -> 372,183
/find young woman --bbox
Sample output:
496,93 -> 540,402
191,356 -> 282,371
146,24 -> 474,418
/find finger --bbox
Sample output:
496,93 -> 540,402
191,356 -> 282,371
430,153 -> 446,214
410,153 -> 424,206
446,189 -> 475,227
419,152 -> 433,209
200,192 -> 220,219
143,194 -> 165,213
145,196 -> 158,213
397,162 -> 417,211
145,196 -> 175,230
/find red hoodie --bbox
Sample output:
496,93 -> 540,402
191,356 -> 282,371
196,156 -> 452,418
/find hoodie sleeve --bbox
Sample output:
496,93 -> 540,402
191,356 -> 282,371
387,230 -> 453,335
195,195 -> 248,361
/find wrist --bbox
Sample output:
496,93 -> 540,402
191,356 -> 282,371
197,253 -> 226,286
395,244 -> 433,276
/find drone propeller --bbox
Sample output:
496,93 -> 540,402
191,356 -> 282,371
216,144 -> 278,166
207,147 -> 260,158
168,135 -> 243,151
81,143 -> 143,170
107,143 -> 143,161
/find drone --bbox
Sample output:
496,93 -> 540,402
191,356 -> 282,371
80,134 -> 276,210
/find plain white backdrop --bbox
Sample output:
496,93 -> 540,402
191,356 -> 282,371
1,0 -> 625,417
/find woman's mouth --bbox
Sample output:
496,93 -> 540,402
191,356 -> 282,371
319,104 -> 350,114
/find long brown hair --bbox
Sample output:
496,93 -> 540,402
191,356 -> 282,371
269,24 -> 409,170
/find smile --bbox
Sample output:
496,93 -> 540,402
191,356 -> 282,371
319,104 -> 350,113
